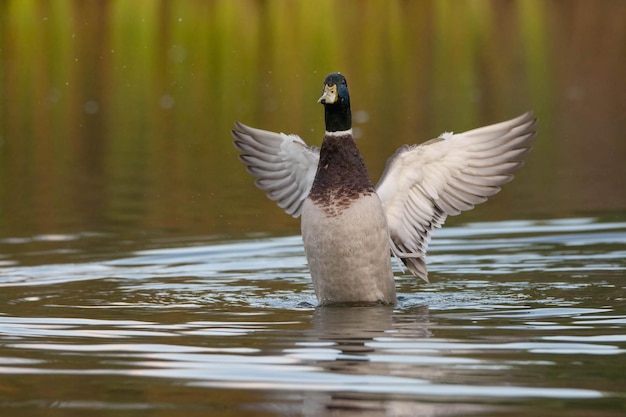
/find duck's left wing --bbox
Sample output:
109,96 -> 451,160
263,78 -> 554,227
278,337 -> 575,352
232,122 -> 320,218
376,112 -> 537,282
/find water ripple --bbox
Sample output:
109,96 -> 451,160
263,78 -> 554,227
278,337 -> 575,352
0,217 -> 624,414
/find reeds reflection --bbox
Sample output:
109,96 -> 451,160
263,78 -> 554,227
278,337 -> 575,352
1,0 -> 625,239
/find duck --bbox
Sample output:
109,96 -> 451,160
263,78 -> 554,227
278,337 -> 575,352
232,72 -> 536,306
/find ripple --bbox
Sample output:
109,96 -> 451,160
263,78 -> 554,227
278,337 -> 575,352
0,217 -> 624,414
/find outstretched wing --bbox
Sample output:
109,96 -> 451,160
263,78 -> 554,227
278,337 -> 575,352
232,122 -> 320,217
376,112 -> 537,281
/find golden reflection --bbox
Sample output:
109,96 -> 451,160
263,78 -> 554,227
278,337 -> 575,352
1,0 -> 625,239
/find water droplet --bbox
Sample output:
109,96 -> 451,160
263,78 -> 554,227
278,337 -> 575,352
354,110 -> 369,124
168,45 -> 186,63
84,100 -> 99,115
160,94 -> 175,109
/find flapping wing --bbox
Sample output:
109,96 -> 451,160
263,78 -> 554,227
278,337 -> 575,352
232,122 -> 320,217
376,112 -> 537,281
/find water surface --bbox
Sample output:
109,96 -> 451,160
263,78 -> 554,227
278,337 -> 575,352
1,218 -> 625,416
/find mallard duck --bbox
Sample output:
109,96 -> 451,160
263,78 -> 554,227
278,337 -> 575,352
232,72 -> 536,305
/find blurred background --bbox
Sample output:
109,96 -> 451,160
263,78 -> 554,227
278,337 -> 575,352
1,0 -> 625,246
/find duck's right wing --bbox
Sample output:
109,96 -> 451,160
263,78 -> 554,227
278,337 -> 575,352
376,112 -> 537,282
232,122 -> 320,218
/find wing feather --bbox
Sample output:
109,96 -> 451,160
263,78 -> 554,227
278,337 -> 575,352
232,122 -> 320,217
376,112 -> 537,281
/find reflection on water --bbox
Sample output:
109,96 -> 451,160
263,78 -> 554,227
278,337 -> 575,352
1,0 -> 626,240
1,218 -> 625,416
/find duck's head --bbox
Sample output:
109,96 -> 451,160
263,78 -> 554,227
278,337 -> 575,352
318,72 -> 351,132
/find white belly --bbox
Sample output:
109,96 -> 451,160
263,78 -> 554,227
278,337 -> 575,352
301,193 -> 396,305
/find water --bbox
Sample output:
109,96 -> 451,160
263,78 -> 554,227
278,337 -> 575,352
2,1 -> 626,415
1,217 -> 624,416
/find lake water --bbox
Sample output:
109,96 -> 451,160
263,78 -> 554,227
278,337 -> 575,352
1,1 -> 626,416
1,217 -> 625,416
